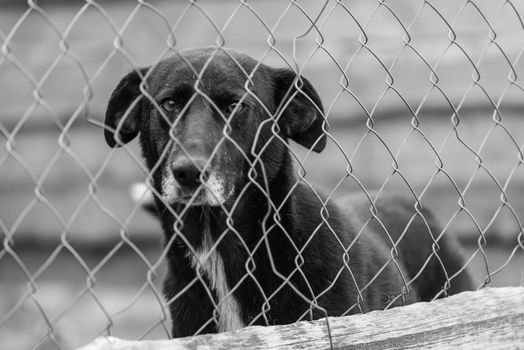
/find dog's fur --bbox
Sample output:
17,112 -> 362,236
104,47 -> 473,337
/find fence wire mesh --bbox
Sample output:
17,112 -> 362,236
1,0 -> 524,349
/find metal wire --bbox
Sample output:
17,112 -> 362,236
1,1 -> 523,349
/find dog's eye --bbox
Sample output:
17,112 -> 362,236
161,99 -> 177,112
225,101 -> 245,115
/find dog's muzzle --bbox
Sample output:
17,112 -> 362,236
161,157 -> 230,206
171,157 -> 209,189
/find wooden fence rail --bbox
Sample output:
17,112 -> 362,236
77,286 -> 524,350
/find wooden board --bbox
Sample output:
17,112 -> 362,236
76,287 -> 524,350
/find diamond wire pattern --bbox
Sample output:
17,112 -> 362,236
1,1 -> 523,349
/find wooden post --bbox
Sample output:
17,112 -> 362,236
77,286 -> 524,350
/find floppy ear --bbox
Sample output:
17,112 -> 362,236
104,68 -> 148,148
273,69 -> 327,153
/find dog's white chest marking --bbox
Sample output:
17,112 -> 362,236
189,228 -> 244,332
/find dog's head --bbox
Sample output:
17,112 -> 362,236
104,47 -> 326,208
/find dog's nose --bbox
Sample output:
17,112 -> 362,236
171,158 -> 208,189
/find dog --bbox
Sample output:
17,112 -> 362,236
104,47 -> 473,337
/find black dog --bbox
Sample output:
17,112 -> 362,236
104,47 -> 473,337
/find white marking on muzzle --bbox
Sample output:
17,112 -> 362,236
161,171 -> 178,204
161,166 -> 232,206
204,173 -> 229,206
188,227 -> 245,332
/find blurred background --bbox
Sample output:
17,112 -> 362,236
1,0 -> 523,349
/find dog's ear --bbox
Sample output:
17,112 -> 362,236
104,68 -> 148,148
273,69 -> 326,153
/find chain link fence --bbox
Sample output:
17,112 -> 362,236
1,0 -> 524,349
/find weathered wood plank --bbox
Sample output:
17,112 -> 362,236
77,287 -> 524,350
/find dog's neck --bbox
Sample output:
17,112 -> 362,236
186,217 -> 245,332
162,159 -> 299,331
